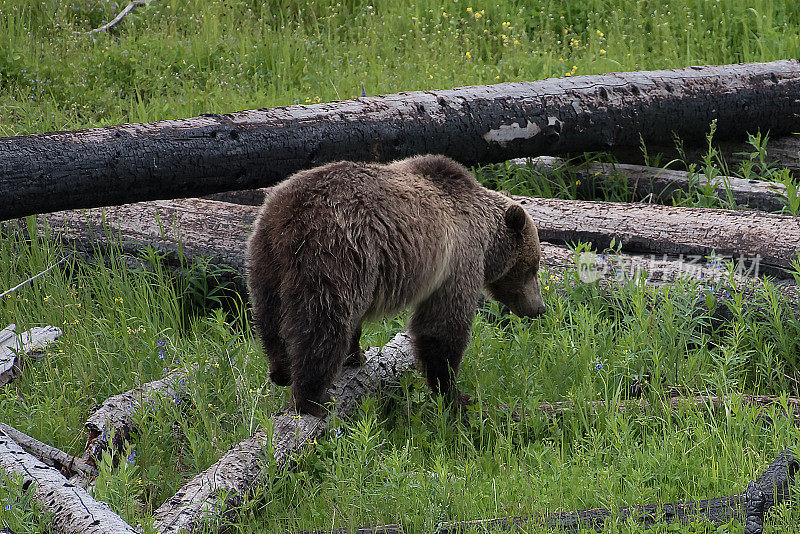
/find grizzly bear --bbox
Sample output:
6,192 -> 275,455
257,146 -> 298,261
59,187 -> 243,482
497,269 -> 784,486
246,155 -> 545,416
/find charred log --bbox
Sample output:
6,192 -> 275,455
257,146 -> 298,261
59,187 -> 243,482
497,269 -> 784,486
3,60 -> 800,220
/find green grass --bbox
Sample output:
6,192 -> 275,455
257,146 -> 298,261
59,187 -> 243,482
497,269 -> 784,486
1,0 -> 799,135
1,0 -> 800,532
1,218 -> 800,532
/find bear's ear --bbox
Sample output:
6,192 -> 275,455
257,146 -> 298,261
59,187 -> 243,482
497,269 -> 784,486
504,204 -> 527,233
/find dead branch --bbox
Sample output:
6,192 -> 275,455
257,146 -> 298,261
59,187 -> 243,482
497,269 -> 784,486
88,0 -> 161,34
514,156 -> 790,212
0,258 -> 67,299
0,423 -> 97,479
0,427 -> 137,534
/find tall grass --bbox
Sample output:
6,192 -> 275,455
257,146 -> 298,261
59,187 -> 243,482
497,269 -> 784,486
1,0 -> 799,134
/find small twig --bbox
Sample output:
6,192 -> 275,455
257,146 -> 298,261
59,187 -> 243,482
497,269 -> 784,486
88,0 -> 160,34
0,423 -> 98,478
0,257 -> 66,299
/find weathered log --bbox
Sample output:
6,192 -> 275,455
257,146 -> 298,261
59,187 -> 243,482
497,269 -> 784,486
0,324 -> 62,386
514,156 -> 790,212
34,197 -> 800,328
514,197 -> 800,278
39,194 -> 800,285
612,134 -> 800,176
0,423 -> 97,479
152,333 -> 415,534
82,368 -> 190,467
0,427 -> 137,534
3,60 -> 800,220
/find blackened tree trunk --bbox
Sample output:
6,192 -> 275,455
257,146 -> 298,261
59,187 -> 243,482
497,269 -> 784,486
2,60 -> 800,220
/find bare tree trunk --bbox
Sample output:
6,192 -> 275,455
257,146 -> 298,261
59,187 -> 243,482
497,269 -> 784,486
514,156 -> 790,212
0,427 -> 137,534
39,194 -> 800,280
152,333 -> 416,534
3,60 -> 800,220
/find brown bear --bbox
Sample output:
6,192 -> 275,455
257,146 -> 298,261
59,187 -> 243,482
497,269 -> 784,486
246,154 -> 545,416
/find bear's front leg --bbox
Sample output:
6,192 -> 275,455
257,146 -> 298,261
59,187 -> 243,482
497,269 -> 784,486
409,275 -> 478,407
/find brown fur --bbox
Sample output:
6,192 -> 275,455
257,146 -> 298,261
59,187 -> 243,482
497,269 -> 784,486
246,155 -> 545,415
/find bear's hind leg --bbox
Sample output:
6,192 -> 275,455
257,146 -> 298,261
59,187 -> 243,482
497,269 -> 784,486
248,242 -> 292,386
283,313 -> 355,416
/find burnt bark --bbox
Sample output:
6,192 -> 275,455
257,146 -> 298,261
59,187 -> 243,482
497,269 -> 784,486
3,60 -> 800,220
516,157 -> 790,212
0,427 -> 137,534
152,333 -> 416,534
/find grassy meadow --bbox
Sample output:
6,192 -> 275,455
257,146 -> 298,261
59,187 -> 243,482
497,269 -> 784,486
2,0 -> 800,532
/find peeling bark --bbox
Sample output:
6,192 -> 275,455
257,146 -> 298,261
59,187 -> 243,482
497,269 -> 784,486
0,428 -> 137,534
0,324 -> 62,386
3,60 -> 800,220
0,423 -> 97,479
514,156 -> 790,212
152,333 -> 415,534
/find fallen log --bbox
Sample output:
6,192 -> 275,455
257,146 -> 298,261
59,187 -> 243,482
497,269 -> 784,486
515,197 -> 800,278
0,324 -> 62,386
39,194 -> 800,284
612,134 -> 800,177
0,423 -> 97,479
296,448 -> 798,534
499,394 -> 800,426
152,332 -> 415,534
82,368 -> 190,468
0,427 -> 137,534
4,60 -> 800,220
514,156 -> 790,212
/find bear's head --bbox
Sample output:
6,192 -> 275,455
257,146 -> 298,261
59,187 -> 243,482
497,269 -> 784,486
486,204 -> 546,318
